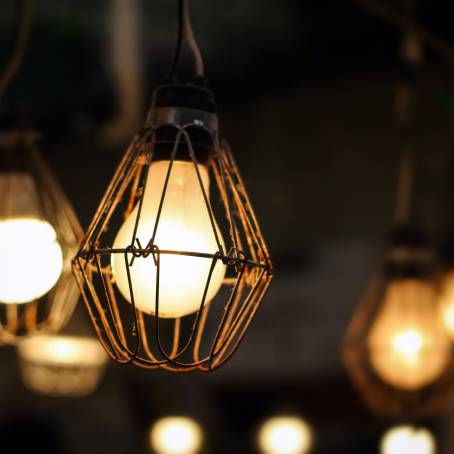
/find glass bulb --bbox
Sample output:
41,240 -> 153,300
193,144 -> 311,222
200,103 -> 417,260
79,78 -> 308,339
0,173 -> 63,304
150,417 -> 203,454
111,161 -> 226,318
380,426 -> 435,454
440,271 -> 454,339
368,278 -> 450,390
258,416 -> 313,454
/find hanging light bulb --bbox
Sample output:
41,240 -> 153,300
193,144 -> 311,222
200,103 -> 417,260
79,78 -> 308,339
343,31 -> 454,416
257,416 -> 313,454
368,277 -> 450,390
343,225 -> 454,416
380,426 -> 436,454
111,160 -> 225,317
0,1 -> 81,343
74,0 -> 272,371
0,132 -> 81,343
0,172 -> 63,304
149,417 -> 203,454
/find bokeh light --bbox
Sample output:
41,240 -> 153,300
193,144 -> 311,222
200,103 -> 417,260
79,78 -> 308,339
150,416 -> 203,454
380,426 -> 436,454
258,416 -> 313,454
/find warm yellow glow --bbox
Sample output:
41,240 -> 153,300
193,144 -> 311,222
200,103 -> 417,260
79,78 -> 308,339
19,335 -> 107,367
18,335 -> 108,396
440,271 -> 454,339
0,218 -> 63,304
150,417 -> 203,454
258,416 -> 313,454
112,161 -> 225,318
368,279 -> 450,390
380,426 -> 435,454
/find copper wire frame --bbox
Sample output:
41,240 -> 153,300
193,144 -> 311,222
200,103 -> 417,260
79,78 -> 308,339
74,120 -> 273,371
0,131 -> 82,344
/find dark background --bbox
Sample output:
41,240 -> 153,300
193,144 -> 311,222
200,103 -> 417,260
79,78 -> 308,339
1,0 -> 454,452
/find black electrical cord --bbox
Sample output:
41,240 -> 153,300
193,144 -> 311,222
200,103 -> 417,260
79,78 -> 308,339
394,0 -> 419,225
166,0 -> 184,83
165,0 -> 205,83
182,0 -> 204,77
0,0 -> 32,101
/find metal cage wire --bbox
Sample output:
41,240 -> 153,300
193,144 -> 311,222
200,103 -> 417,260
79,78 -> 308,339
74,117 -> 273,371
0,131 -> 82,344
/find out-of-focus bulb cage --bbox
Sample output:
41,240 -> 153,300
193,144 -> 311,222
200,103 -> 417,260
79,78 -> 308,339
74,111 -> 272,371
18,334 -> 108,397
342,226 -> 454,418
0,131 -> 82,343
343,30 -> 454,418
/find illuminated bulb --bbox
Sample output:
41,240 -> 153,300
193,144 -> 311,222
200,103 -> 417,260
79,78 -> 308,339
19,334 -> 107,367
112,160 -> 225,318
381,426 -> 435,454
150,417 -> 203,454
440,271 -> 454,339
18,335 -> 108,396
0,171 -> 63,303
258,416 -> 313,454
368,278 -> 450,390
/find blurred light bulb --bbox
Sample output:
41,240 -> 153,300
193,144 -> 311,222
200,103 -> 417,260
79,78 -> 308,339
0,172 -> 63,303
440,271 -> 454,339
381,426 -> 435,454
18,335 -> 108,396
150,416 -> 203,454
368,279 -> 450,390
19,334 -> 107,367
112,161 -> 225,318
258,416 -> 313,454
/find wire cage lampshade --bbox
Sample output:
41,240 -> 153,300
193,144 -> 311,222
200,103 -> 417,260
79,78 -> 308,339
18,333 -> 108,397
74,82 -> 273,371
343,225 -> 454,418
0,130 -> 82,344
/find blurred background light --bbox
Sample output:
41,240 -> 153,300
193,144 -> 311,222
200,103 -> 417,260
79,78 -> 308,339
380,425 -> 436,454
149,416 -> 203,454
18,334 -> 108,396
258,416 -> 313,454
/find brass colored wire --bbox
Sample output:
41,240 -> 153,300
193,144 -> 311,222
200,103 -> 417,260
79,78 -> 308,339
74,120 -> 272,371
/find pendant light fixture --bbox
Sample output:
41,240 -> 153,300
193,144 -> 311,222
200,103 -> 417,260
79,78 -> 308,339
18,333 -> 107,397
16,294 -> 108,397
0,1 -> 82,344
74,0 -> 273,371
342,35 -> 454,417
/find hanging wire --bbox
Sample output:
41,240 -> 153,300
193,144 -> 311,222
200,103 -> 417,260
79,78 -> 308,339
166,0 -> 205,82
0,0 -> 32,101
393,2 -> 421,225
395,149 -> 414,224
166,0 -> 184,82
182,0 -> 204,77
